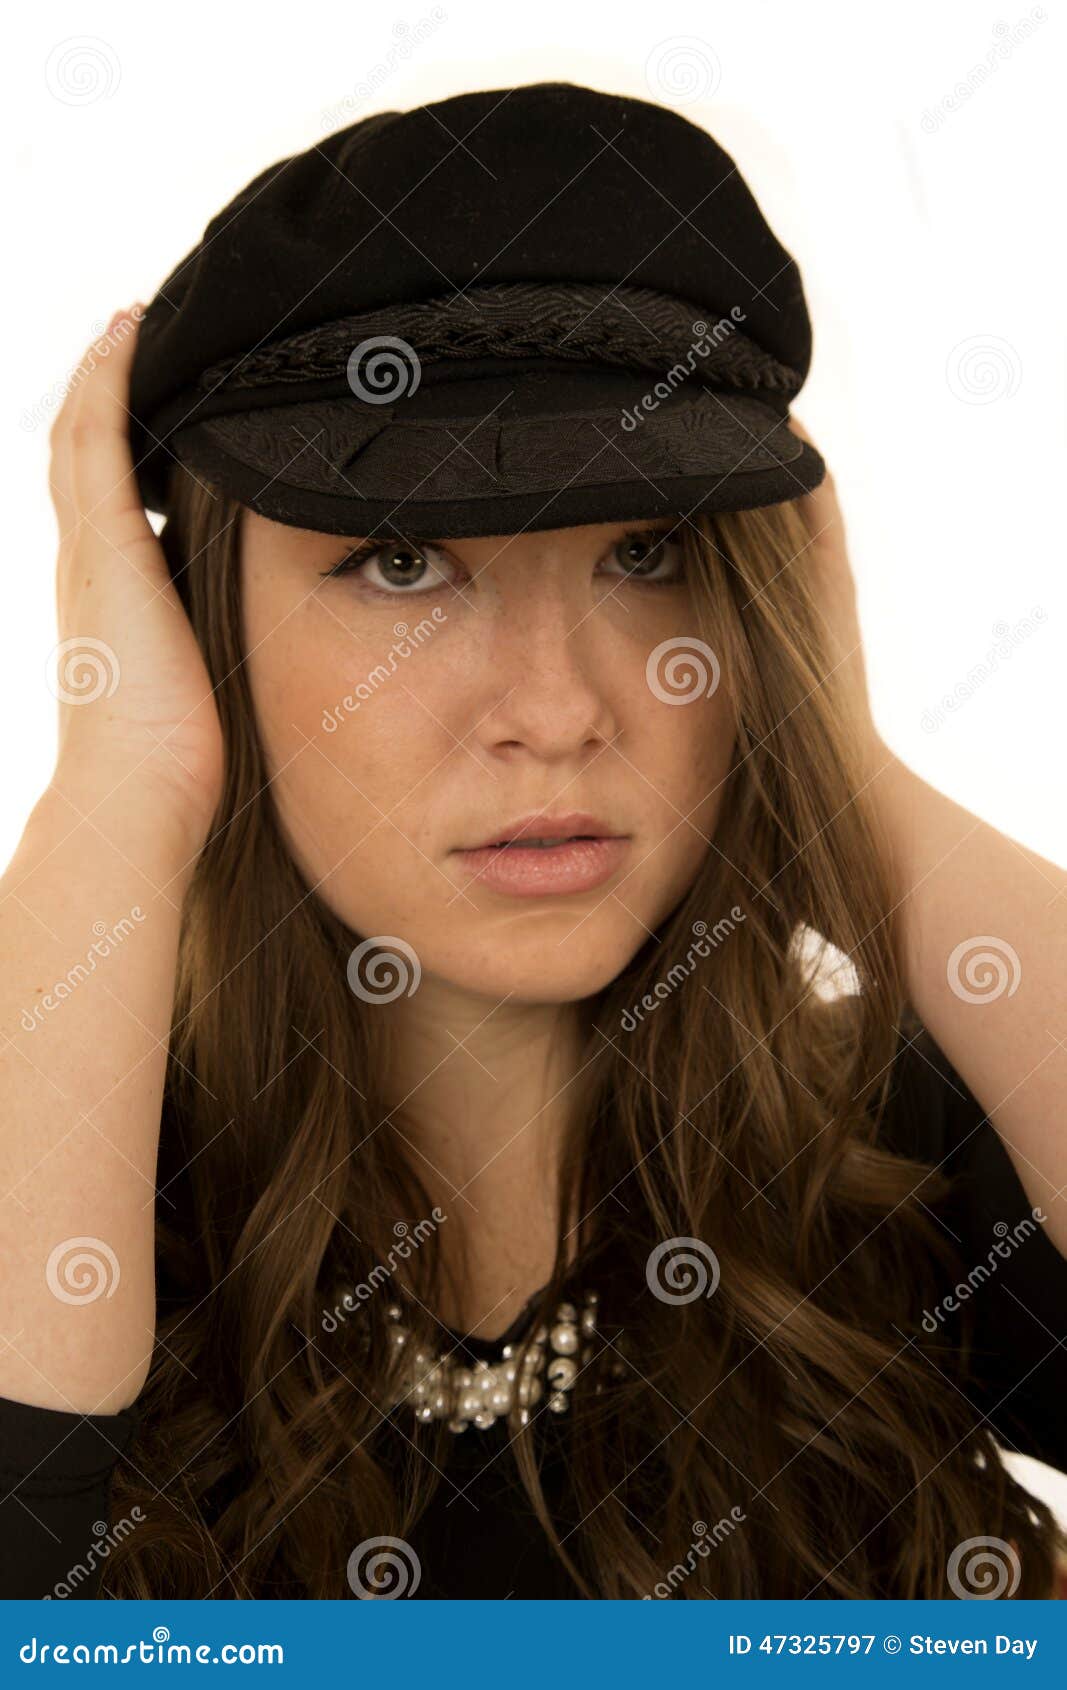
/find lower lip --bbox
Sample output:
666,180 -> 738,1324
453,836 -> 631,897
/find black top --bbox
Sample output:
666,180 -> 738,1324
3,1020 -> 1066,1600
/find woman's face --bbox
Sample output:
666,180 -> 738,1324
240,511 -> 737,1003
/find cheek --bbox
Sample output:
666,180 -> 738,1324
635,664 -> 736,800
242,595 -> 455,910
659,688 -> 736,814
630,686 -> 737,916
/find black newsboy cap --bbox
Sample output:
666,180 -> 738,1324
129,80 -> 825,541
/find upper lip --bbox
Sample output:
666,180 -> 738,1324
458,811 -> 625,850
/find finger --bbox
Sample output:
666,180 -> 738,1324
782,416 -> 843,567
47,319 -> 119,542
50,311 -> 132,544
69,308 -> 168,580
786,411 -> 814,449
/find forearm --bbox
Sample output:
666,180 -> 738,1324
0,776 -> 193,1413
865,748 -> 1067,1256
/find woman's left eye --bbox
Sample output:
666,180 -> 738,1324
600,530 -> 685,585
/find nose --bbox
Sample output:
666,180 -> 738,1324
473,590 -> 619,762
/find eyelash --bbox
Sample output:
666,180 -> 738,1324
318,528 -> 685,596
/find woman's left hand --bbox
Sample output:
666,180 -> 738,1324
780,432 -> 1067,1263
786,415 -> 887,783
784,429 -> 1067,1264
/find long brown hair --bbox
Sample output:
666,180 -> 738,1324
104,465 -> 1064,1597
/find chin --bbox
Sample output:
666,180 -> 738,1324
428,926 -> 649,1006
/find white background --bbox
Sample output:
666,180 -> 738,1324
6,1 -> 1066,1530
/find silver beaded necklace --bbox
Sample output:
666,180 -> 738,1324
385,1288 -> 603,1433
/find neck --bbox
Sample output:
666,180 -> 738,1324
376,980 -> 594,1336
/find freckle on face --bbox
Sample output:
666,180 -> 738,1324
238,510 -> 737,1004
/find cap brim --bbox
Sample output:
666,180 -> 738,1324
159,364 -> 825,538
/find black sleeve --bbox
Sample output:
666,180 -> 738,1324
0,1394 -> 141,1598
878,1016 -> 1067,1476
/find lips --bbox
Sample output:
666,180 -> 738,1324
459,810 -> 623,852
453,834 -> 632,897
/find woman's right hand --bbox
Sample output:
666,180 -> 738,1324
47,305 -> 225,863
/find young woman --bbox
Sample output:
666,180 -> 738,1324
3,84 -> 1066,1602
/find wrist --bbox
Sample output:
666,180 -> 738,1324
35,766 -> 208,896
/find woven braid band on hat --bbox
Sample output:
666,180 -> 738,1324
193,281 -> 803,399
161,280 -> 813,530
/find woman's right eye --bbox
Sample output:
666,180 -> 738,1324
323,539 -> 456,595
